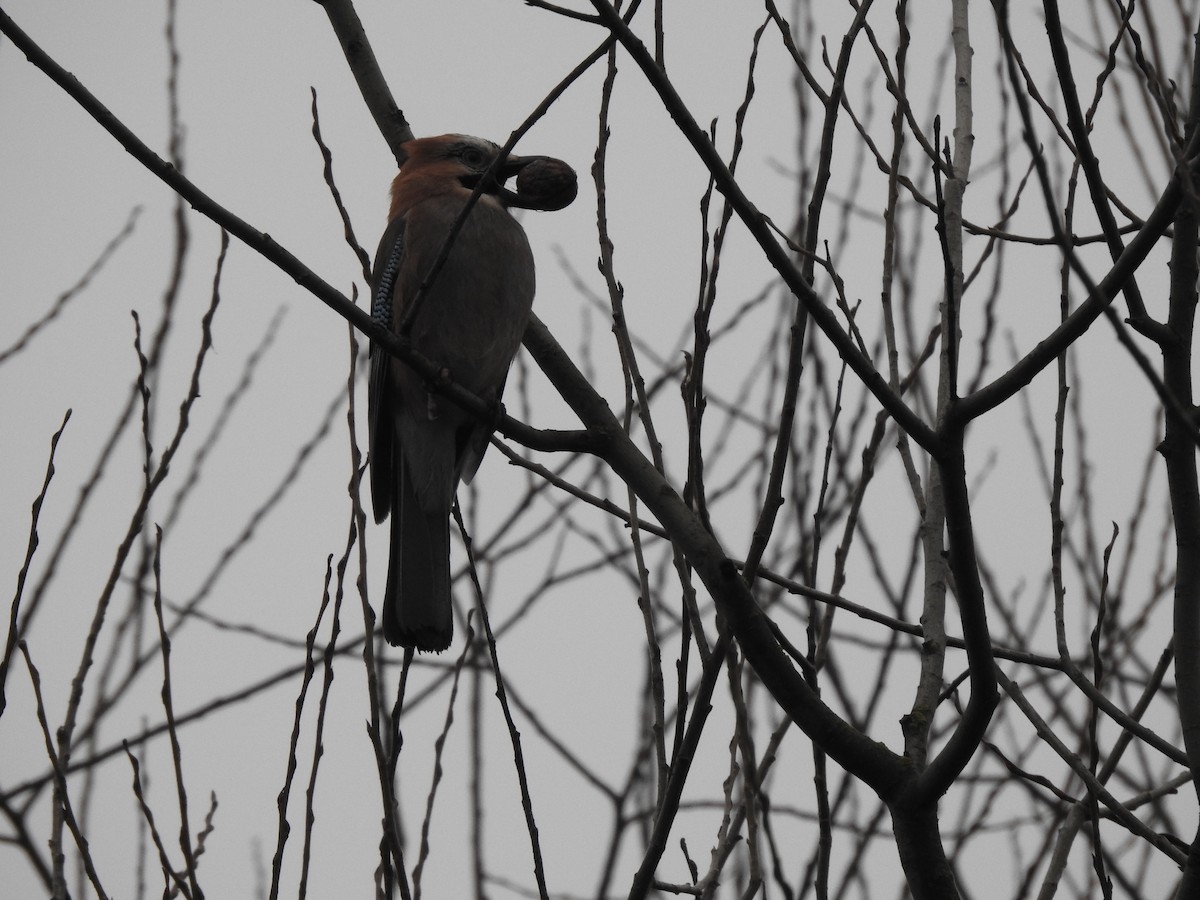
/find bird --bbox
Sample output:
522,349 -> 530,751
367,133 -> 574,652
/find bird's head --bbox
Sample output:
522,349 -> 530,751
390,134 -> 576,216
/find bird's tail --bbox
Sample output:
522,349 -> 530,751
382,459 -> 453,652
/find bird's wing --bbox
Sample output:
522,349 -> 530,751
456,369 -> 508,486
368,216 -> 407,524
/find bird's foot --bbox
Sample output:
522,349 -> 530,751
487,397 -> 507,433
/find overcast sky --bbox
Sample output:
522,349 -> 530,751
2,2 -> 1189,898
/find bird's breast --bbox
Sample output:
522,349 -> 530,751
398,196 -> 535,395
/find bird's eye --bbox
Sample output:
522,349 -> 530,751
460,147 -> 487,169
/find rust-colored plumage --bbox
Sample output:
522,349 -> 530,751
368,134 -> 574,651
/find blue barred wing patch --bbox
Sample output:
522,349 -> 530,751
372,222 -> 406,329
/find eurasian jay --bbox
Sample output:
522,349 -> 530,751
368,134 -> 575,652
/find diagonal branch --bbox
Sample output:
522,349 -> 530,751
310,0 -> 413,163
0,7 -> 594,461
587,0 -> 940,455
522,316 -> 910,800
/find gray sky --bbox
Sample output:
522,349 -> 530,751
2,2 -> 1190,898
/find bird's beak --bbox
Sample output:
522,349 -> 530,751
463,152 -> 576,211
492,154 -> 547,209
